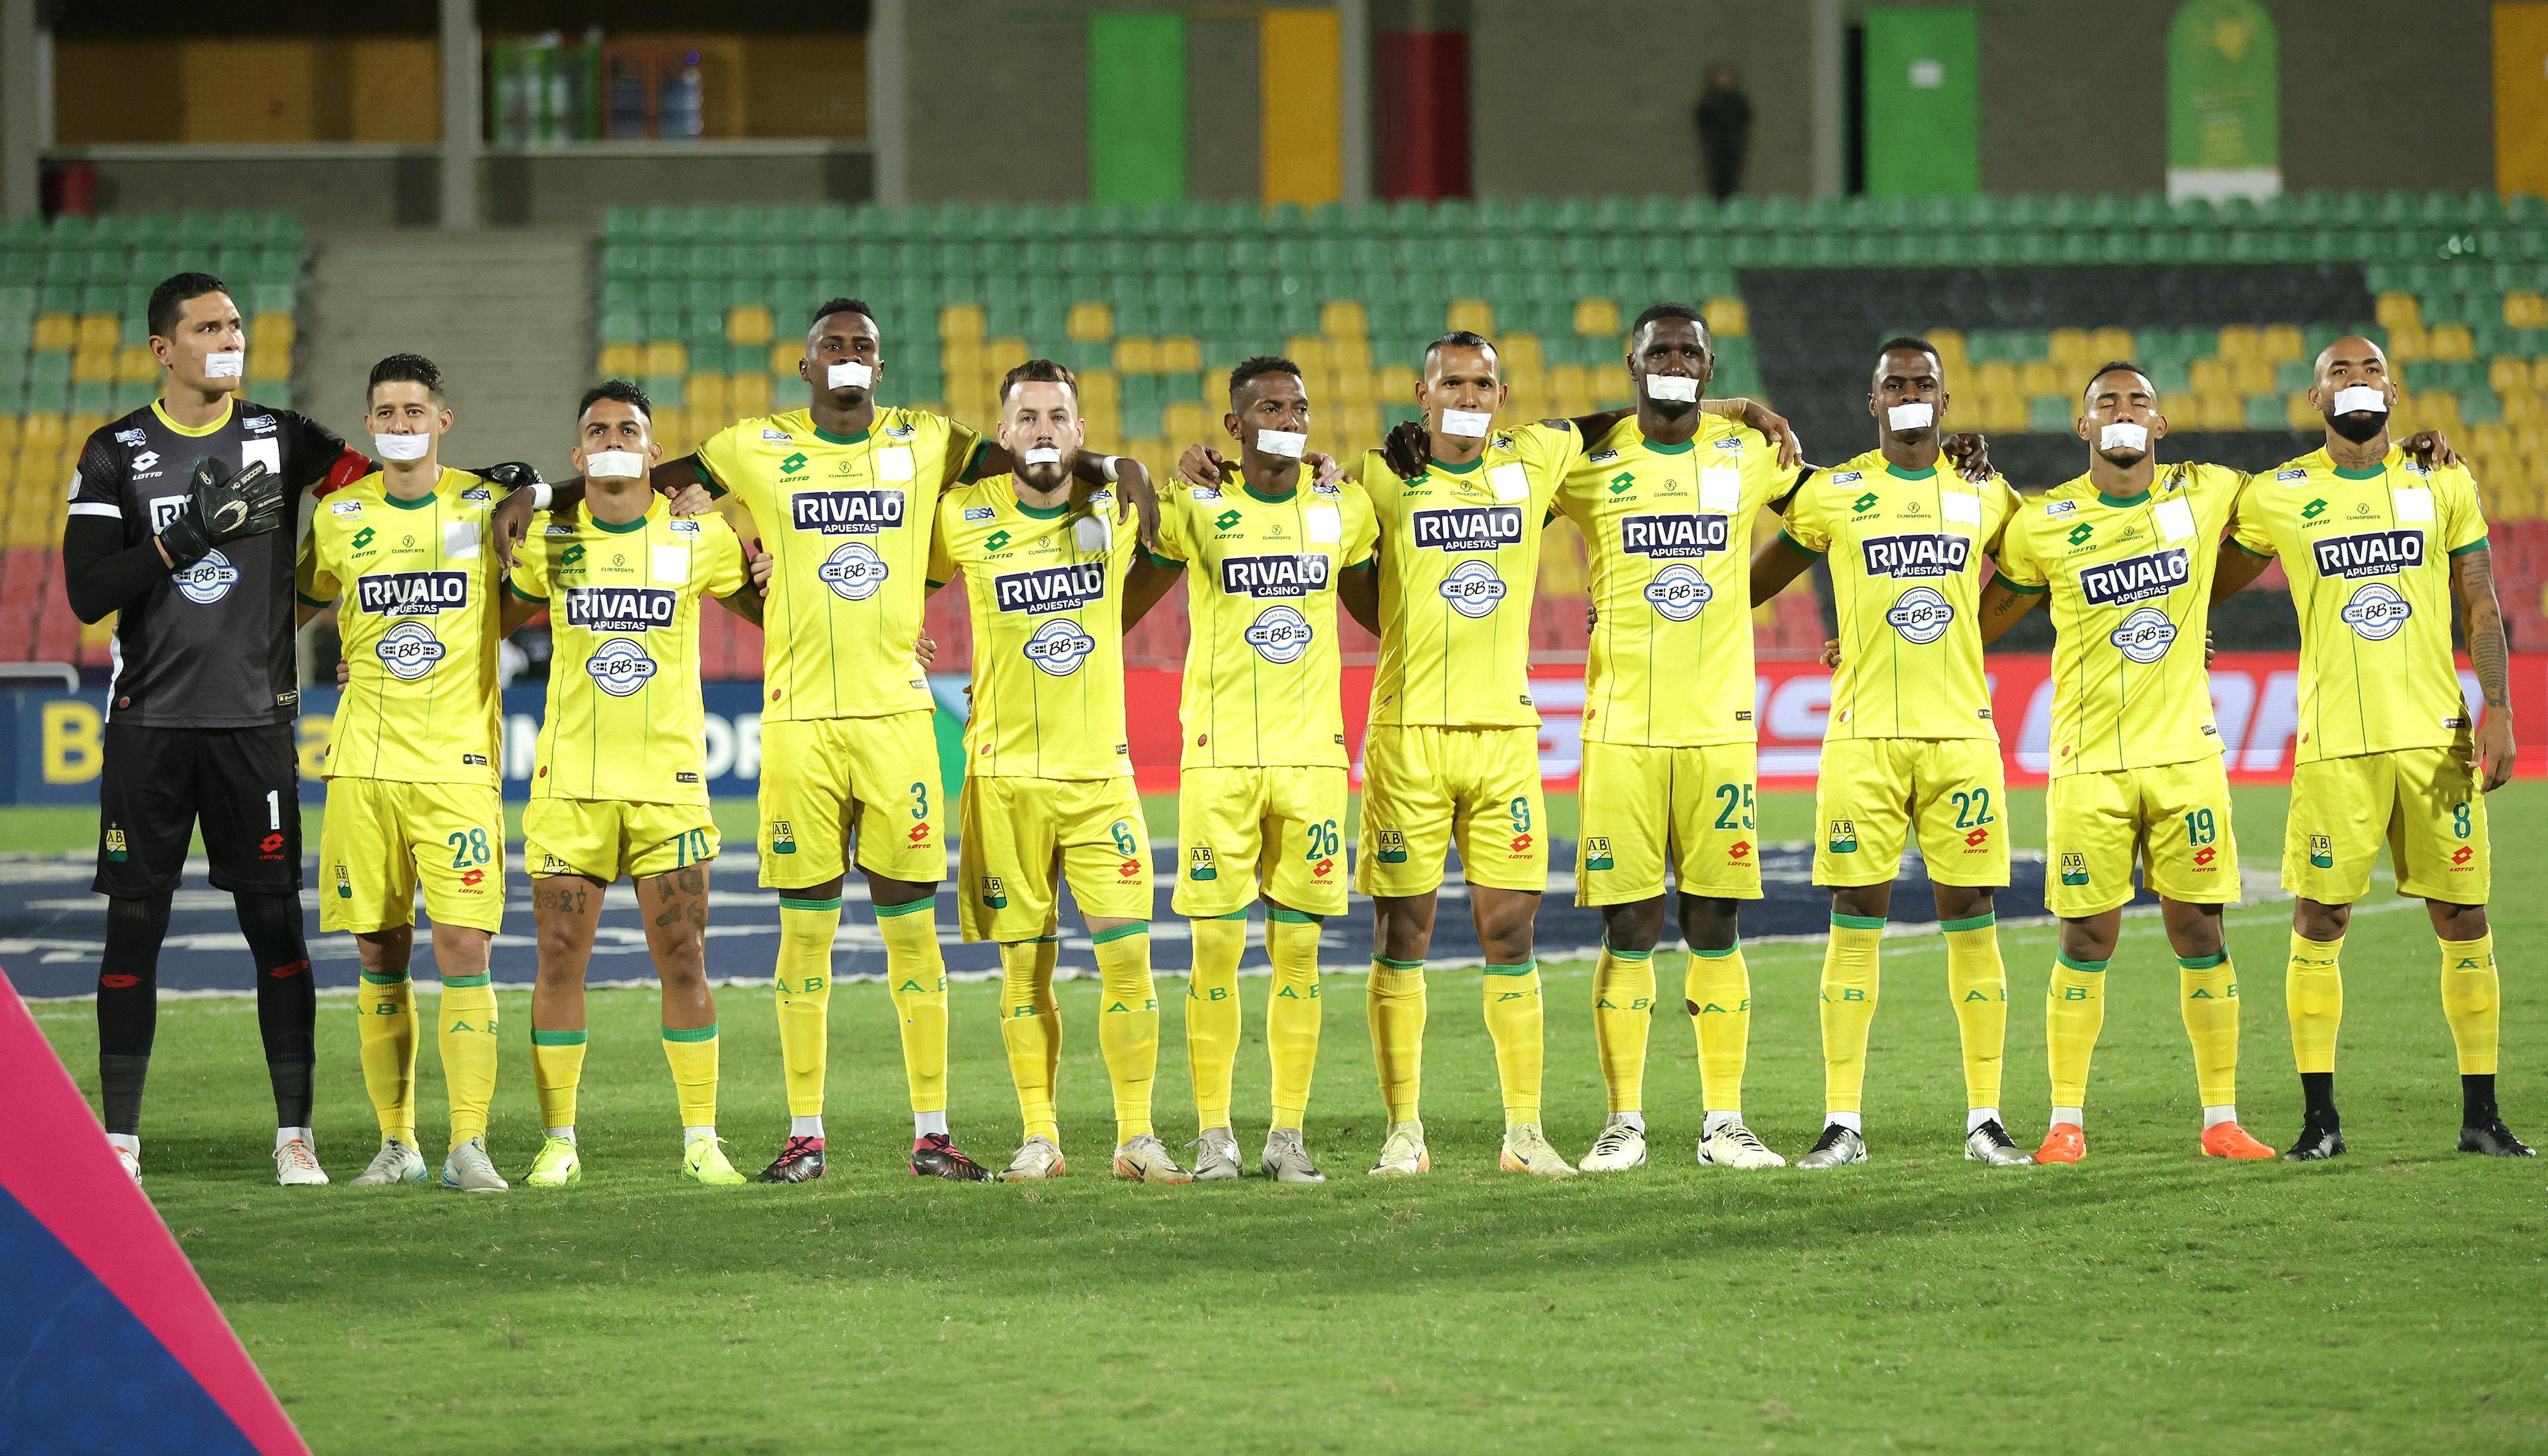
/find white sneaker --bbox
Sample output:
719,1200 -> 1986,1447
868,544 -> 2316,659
996,1135 -> 1067,1182
1499,1123 -> 1578,1178
351,1138 -> 428,1186
274,1136 -> 328,1187
1580,1117 -> 1648,1172
1259,1127 -> 1326,1184
1112,1133 -> 1195,1184
439,1136 -> 510,1193
1368,1120 -> 1430,1178
1191,1126 -> 1243,1181
112,1143 -> 143,1184
1696,1120 -> 1787,1169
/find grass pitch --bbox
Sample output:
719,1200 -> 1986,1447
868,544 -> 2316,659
19,786 -> 2548,1454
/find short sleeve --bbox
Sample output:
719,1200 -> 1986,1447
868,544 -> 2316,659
943,416 -> 987,485
699,520 -> 750,599
692,421 -> 752,503
1994,513 -> 2048,590
2197,464 -> 2252,538
1739,431 -> 1788,513
294,526 -> 338,607
1146,491 -> 1191,567
1342,486 -> 1378,568
926,499 -> 957,587
1520,421 -> 1586,507
2228,488 -> 2278,559
1982,478 -> 2022,552
1781,474 -> 1831,554
68,429 -> 125,516
507,523 -> 551,602
2441,467 -> 2488,556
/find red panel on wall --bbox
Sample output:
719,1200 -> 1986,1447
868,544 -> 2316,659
1378,29 -> 1469,200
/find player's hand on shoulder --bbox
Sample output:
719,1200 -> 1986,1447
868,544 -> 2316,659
1307,450 -> 1347,490
1740,399 -> 1805,469
485,470 -> 542,570
1942,432 -> 1993,482
667,483 -> 715,516
2204,629 -> 2215,666
2401,429 -> 2461,470
1820,637 -> 1843,669
1381,421 -> 1430,480
915,632 -> 937,668
747,544 -> 775,592
1175,443 -> 1230,488
1114,455 -> 1160,550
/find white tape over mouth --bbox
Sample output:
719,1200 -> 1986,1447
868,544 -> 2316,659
1644,374 -> 1700,402
1256,429 -> 1308,458
372,432 -> 431,462
2098,422 -> 2149,452
1440,409 -> 1492,438
584,450 -> 645,480
1887,402 -> 1934,431
204,350 -> 244,379
1021,446 -> 1064,465
2331,384 -> 2388,416
828,361 -> 874,391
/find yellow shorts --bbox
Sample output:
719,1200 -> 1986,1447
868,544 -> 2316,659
1356,724 -> 1547,898
523,799 -> 718,883
1575,740 -> 1764,905
956,774 -> 1154,942
1813,737 -> 2010,888
1172,764 -> 1349,918
758,711 -> 946,889
2045,758 -> 2239,917
2284,746 -> 2490,905
318,778 -> 506,935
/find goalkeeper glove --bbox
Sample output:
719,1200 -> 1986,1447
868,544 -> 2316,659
158,457 -> 283,569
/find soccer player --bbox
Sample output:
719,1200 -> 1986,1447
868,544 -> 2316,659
1555,305 -> 1794,1173
505,381 -> 770,1187
929,359 -> 1190,1184
592,298 -> 1147,1184
1749,338 -> 2033,1169
1121,356 -> 1377,1182
293,354 -> 513,1191
2213,335 -> 2532,1159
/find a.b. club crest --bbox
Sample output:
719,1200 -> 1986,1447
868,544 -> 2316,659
2059,852 -> 2088,886
1828,819 -> 1859,854
1187,845 -> 1218,882
1583,835 -> 1613,871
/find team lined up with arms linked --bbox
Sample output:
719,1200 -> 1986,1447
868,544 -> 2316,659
67,265 -> 2531,1189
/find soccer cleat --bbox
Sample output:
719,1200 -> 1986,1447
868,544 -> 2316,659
440,1136 -> 509,1193
757,1136 -> 827,1183
1578,1118 -> 1648,1173
2034,1123 -> 2085,1165
1259,1127 -> 1325,1184
2458,1118 -> 2537,1158
274,1136 -> 328,1187
2284,1116 -> 2346,1162
1499,1123 -> 1578,1178
1964,1119 -> 2033,1166
1112,1133 -> 1195,1184
1696,1120 -> 1786,1169
996,1135 -> 1067,1181
683,1137 -> 747,1186
525,1136 -> 583,1187
1368,1120 -> 1431,1178
1191,1126 -> 1243,1181
1796,1123 -> 1866,1169
113,1144 -> 143,1184
2200,1122 -> 2276,1160
910,1133 -> 991,1181
351,1138 -> 427,1186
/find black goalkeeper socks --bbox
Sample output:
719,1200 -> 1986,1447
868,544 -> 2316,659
96,893 -> 171,1135
236,890 -> 316,1128
2463,1073 -> 2499,1128
2300,1070 -> 2339,1123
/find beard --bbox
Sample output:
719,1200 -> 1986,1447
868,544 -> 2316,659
2096,446 -> 2148,469
2326,409 -> 2385,444
1016,460 -> 1072,492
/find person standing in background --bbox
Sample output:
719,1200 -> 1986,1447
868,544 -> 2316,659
1695,65 -> 1753,201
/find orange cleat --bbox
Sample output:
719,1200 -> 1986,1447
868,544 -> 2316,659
2034,1123 -> 2085,1164
2201,1121 -> 2276,1159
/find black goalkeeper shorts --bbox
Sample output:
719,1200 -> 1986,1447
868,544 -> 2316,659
93,720 -> 303,898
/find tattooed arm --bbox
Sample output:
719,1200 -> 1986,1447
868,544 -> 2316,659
2454,545 -> 2516,792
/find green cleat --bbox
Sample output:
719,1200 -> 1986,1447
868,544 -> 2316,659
525,1135 -> 583,1188
683,1136 -> 747,1186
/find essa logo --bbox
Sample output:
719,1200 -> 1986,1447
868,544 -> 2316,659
374,620 -> 447,680
790,490 -> 905,536
1219,553 -> 1330,599
2339,582 -> 2413,640
1436,560 -> 1507,618
2311,530 -> 2423,581
817,541 -> 889,601
1885,586 -> 1955,644
2107,606 -> 2178,664
1410,505 -> 1525,553
1643,563 -> 1713,622
584,637 -> 659,696
1620,514 -> 1728,559
1861,534 -> 1971,579
2077,547 -> 2189,607
994,561 -> 1107,616
356,570 -> 470,617
1022,617 -> 1097,675
1243,604 -> 1314,664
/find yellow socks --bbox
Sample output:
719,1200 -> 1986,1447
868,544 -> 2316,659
530,1027 -> 587,1131
1687,944 -> 1750,1118
356,968 -> 418,1146
877,895 -> 950,1118
2045,953 -> 2106,1121
1819,915 -> 1884,1116
660,1022 -> 720,1132
998,936 -> 1062,1142
2439,934 -> 2498,1075
773,895 -> 839,1120
1092,922 -> 1160,1142
1481,961 -> 1544,1125
1943,912 -> 2008,1115
1591,943 -> 1654,1115
1186,912 -> 1248,1129
2287,931 -> 2344,1074
2178,953 -> 2240,1110
1367,956 -> 1427,1122
437,973 -> 500,1151
1264,908 -> 1323,1130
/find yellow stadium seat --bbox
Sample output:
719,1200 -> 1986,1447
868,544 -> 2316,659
1980,394 -> 2026,435
2157,392 -> 2200,428
1114,337 -> 1157,374
2230,359 -> 2274,397
1974,360 -> 2018,399
62,412 -> 102,447
641,341 -> 687,376
727,305 -> 773,348
1702,297 -> 1747,338
20,412 -> 63,449
1378,363 -> 1418,404
2215,325 -> 2260,364
2385,322 -> 2428,361
1502,333 -> 1544,373
71,314 -> 115,353
598,343 -> 642,379
2286,391 -> 2320,430
2428,323 -> 2474,362
2046,327 -> 2092,368
1157,335 -> 1202,374
251,313 -> 295,351
687,374 -> 730,422
1079,368 -> 1119,406
1063,302 -> 1110,343
766,342 -> 802,376
2510,391 -> 2545,426
249,345 -> 290,383
0,417 -> 17,454
943,303 -> 988,343
1573,297 -> 1621,338
1162,401 -> 1210,443
730,372 -> 771,418
1447,299 -> 1494,336
942,338 -> 983,376
2493,356 -> 2531,394
31,314 -> 75,353
2506,291 -> 2546,330
1330,334 -> 1372,371
2258,323 -> 2303,364
71,349 -> 115,384
985,336 -> 1029,373
2375,292 -> 2421,333
2195,393 -> 2243,431
2089,326 -> 2136,362
1320,299 -> 1367,338
2188,358 -> 2231,395
2018,359 -> 2062,398
1335,369 -> 1375,406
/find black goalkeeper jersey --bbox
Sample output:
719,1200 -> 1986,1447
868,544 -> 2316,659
67,397 -> 355,728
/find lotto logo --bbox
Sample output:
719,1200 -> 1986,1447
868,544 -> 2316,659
1214,509 -> 1243,531
2193,845 -> 2216,868
1583,835 -> 1613,870
1312,857 -> 1334,877
907,821 -> 932,844
1119,859 -> 1144,878
781,452 -> 809,475
260,832 -> 285,854
352,526 -> 376,550
2453,845 -> 2475,866
1509,832 -> 1533,854
2067,522 -> 2094,546
1963,826 -> 1990,849
460,868 -> 485,887
1851,492 -> 1878,513
1729,839 -> 1752,861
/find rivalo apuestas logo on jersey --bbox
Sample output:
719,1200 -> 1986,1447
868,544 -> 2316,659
791,489 -> 905,536
1620,513 -> 1728,559
564,586 -> 677,632
585,636 -> 659,696
1244,604 -> 1314,664
1885,586 -> 1955,643
1023,617 -> 1097,675
2107,606 -> 2178,664
2077,548 -> 2189,607
1859,533 -> 1970,579
375,620 -> 447,680
995,561 -> 1107,616
818,540 -> 889,601
1643,563 -> 1713,621
1437,560 -> 1507,618
357,569 -> 471,617
2340,581 -> 2413,640
1411,505 -> 1525,553
170,549 -> 241,604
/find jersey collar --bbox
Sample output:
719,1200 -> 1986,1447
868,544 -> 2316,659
812,424 -> 870,446
151,395 -> 235,438
1426,455 -> 1482,475
1638,433 -> 1696,455
1013,497 -> 1071,520
2095,488 -> 2151,508
1883,462 -> 1936,481
2331,461 -> 2388,480
1242,482 -> 1297,503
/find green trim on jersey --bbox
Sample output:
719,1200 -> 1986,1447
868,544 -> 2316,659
589,512 -> 650,534
2332,462 -> 2387,480
1242,482 -> 1297,503
2094,488 -> 2150,508
383,487 -> 437,510
1427,454 -> 1481,475
1090,921 -> 1150,945
1639,435 -> 1695,455
2450,536 -> 2489,556
813,424 -> 870,446
1013,498 -> 1072,520
1884,463 -> 1936,481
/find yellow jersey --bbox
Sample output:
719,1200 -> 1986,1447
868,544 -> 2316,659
506,497 -> 750,806
1555,414 -> 1794,747
1780,448 -> 2019,741
695,406 -> 983,723
929,477 -> 1137,781
1995,463 -> 2246,775
1361,421 -> 1588,728
1148,475 -> 1378,769
2229,444 -> 2488,763
294,467 -> 503,786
